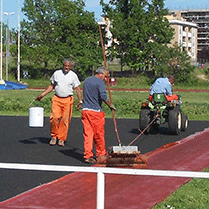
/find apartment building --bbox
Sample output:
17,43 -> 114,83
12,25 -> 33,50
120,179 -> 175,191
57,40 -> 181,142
170,9 -> 209,62
99,13 -> 199,63
166,12 -> 198,63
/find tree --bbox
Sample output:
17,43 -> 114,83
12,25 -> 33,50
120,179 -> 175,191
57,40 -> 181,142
20,0 -> 102,76
149,43 -> 195,83
2,23 -> 7,45
100,0 -> 174,73
167,44 -> 195,83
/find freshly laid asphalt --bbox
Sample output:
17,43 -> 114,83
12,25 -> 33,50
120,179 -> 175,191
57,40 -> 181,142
0,115 -> 209,202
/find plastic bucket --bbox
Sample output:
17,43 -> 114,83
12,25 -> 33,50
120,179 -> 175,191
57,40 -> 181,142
29,107 -> 44,127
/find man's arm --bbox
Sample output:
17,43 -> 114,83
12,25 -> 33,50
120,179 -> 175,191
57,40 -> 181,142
165,82 -> 173,96
74,86 -> 82,108
104,100 -> 116,111
35,84 -> 54,101
98,81 -> 116,110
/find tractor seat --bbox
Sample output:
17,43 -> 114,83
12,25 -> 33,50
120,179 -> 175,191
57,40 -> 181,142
151,93 -> 167,105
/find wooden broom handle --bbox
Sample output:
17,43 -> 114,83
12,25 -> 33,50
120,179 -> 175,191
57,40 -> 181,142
99,25 -> 122,146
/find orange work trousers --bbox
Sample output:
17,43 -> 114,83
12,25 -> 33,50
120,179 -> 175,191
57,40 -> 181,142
50,95 -> 74,141
81,110 -> 107,159
149,94 -> 178,102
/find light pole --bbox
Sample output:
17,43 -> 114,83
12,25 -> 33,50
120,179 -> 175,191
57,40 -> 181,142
0,0 -> 3,81
4,12 -> 14,81
17,0 -> 20,82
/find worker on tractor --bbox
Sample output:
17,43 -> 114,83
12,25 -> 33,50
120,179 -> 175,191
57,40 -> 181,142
149,75 -> 178,102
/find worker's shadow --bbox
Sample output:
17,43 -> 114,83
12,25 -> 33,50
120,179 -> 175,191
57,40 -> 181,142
59,147 -> 84,163
19,138 -> 85,162
19,137 -> 51,144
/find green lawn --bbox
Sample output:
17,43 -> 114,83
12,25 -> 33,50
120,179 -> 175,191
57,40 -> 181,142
153,168 -> 209,209
0,82 -> 209,208
6,65 -> 209,90
0,89 -> 209,120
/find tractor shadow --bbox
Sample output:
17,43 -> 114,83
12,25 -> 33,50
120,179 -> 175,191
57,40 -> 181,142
130,126 -> 171,137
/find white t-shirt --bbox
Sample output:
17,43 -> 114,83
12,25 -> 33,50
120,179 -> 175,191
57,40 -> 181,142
50,69 -> 81,97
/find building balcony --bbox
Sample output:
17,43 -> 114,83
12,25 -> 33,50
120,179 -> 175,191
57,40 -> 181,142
198,31 -> 209,34
198,37 -> 209,40
198,43 -> 209,46
188,32 -> 192,38
182,42 -> 187,47
188,52 -> 192,57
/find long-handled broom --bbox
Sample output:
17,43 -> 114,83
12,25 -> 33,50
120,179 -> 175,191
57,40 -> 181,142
97,25 -> 147,167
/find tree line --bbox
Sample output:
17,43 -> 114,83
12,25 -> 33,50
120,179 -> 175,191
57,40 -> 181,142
9,0 -> 195,83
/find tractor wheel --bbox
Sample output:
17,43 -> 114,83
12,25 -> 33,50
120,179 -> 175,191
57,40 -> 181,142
181,114 -> 189,131
139,109 -> 150,134
168,108 -> 182,135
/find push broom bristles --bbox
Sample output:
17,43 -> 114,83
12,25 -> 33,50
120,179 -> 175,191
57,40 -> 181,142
97,146 -> 147,168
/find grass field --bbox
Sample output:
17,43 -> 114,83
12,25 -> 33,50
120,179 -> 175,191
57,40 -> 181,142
152,168 -> 209,209
0,88 -> 209,208
0,89 -> 209,121
1,71 -> 209,208
4,63 -> 209,90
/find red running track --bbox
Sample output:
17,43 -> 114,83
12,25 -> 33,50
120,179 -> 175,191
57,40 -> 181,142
1,128 -> 209,209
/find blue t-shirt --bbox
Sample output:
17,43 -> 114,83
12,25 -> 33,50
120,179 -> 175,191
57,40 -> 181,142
150,77 -> 172,96
82,76 -> 107,112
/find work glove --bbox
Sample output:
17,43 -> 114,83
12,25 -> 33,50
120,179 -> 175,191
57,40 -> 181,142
76,101 -> 83,110
109,103 -> 116,111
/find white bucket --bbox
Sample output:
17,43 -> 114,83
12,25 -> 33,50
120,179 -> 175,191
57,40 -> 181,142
29,107 -> 44,127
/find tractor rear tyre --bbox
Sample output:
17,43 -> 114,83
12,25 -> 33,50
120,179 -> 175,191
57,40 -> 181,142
139,109 -> 150,134
181,114 -> 189,131
168,108 -> 182,135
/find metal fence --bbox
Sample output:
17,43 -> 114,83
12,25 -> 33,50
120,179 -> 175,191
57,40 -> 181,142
0,163 -> 209,209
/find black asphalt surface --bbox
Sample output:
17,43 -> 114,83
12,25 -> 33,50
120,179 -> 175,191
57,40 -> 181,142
0,116 -> 209,202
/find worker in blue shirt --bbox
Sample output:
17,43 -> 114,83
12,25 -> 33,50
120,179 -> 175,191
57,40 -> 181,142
81,66 -> 116,164
149,75 -> 178,102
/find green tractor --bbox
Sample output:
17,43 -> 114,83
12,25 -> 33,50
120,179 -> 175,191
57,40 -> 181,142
139,93 -> 188,135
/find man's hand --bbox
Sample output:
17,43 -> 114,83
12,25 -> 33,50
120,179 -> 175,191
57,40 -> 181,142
35,94 -> 44,101
76,100 -> 83,110
109,103 -> 116,111
105,100 -> 116,111
35,84 -> 54,101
